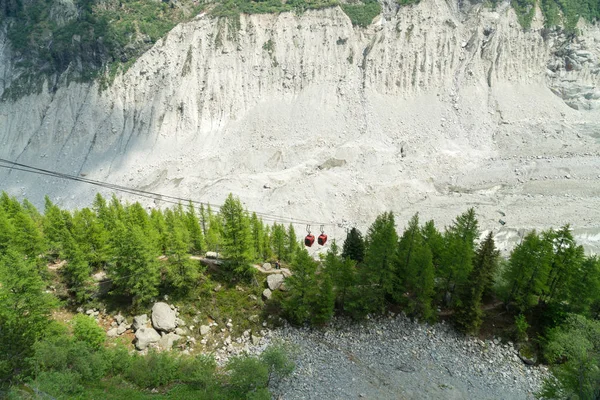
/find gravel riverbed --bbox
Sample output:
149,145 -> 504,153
264,314 -> 549,400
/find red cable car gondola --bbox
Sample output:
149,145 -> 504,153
305,225 -> 315,247
305,234 -> 315,247
318,225 -> 327,245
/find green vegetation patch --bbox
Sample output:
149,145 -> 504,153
0,0 -> 203,100
341,0 -> 382,27
512,0 -> 600,31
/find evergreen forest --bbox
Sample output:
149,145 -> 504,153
0,191 -> 599,398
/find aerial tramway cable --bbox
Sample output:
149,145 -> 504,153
0,158 -> 340,233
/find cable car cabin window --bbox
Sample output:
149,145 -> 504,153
305,234 -> 315,247
318,234 -> 327,246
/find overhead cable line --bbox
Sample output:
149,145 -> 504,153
0,158 -> 337,227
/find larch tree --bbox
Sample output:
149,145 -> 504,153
271,223 -> 286,262
455,232 -> 499,333
440,208 -> 479,307
286,224 -> 299,263
0,250 -> 56,383
542,225 -> 585,304
421,219 -> 444,272
282,248 -> 318,325
0,206 -> 15,256
220,194 -> 254,275
164,209 -> 200,296
505,230 -> 553,311
186,201 -> 205,255
363,212 -> 399,313
108,220 -> 161,306
342,227 -> 365,263
250,213 -> 265,262
396,213 -> 435,321
71,207 -> 110,270
61,232 -> 94,303
10,209 -> 45,262
567,256 -> 600,317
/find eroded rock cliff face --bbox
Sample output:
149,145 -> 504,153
0,0 -> 599,251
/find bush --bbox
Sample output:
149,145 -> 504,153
226,355 -> 269,397
72,315 -> 105,349
515,313 -> 529,342
125,350 -> 180,388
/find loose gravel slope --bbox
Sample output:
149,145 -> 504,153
269,315 -> 548,399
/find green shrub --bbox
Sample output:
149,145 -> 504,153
226,355 -> 269,397
515,313 -> 529,342
72,314 -> 105,349
125,350 -> 180,388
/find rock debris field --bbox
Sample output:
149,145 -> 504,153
262,315 -> 549,400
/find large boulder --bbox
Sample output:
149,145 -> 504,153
135,327 -> 161,350
267,274 -> 284,291
158,332 -> 182,351
262,288 -> 272,300
262,263 -> 272,271
152,302 -> 177,332
132,314 -> 148,331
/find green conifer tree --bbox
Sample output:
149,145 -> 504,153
271,223 -> 286,262
567,256 -> 600,317
286,224 -> 299,263
421,219 -> 444,271
199,203 -> 208,236
283,248 -> 318,325
262,224 -> 273,261
71,208 -> 110,269
363,212 -> 399,313
250,213 -> 265,262
0,206 -> 15,256
108,221 -> 161,306
440,208 -> 479,307
43,196 -> 69,257
61,232 -> 94,303
10,209 -> 45,261
396,214 -> 436,320
0,250 -> 56,382
505,230 -> 553,311
542,225 -> 585,304
205,205 -> 223,253
342,227 -> 365,263
324,241 -> 356,313
186,201 -> 205,255
310,273 -> 335,326
455,232 -> 499,333
164,210 -> 200,296
220,194 -> 254,275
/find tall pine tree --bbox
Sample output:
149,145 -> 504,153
455,232 -> 499,333
342,227 -> 365,263
220,194 -> 254,275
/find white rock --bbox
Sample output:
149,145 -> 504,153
132,314 -> 148,331
107,327 -> 119,338
262,288 -> 272,300
267,274 -> 284,290
152,302 -> 177,332
200,325 -> 211,336
135,327 -> 161,350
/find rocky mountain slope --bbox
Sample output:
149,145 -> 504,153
0,0 -> 599,252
